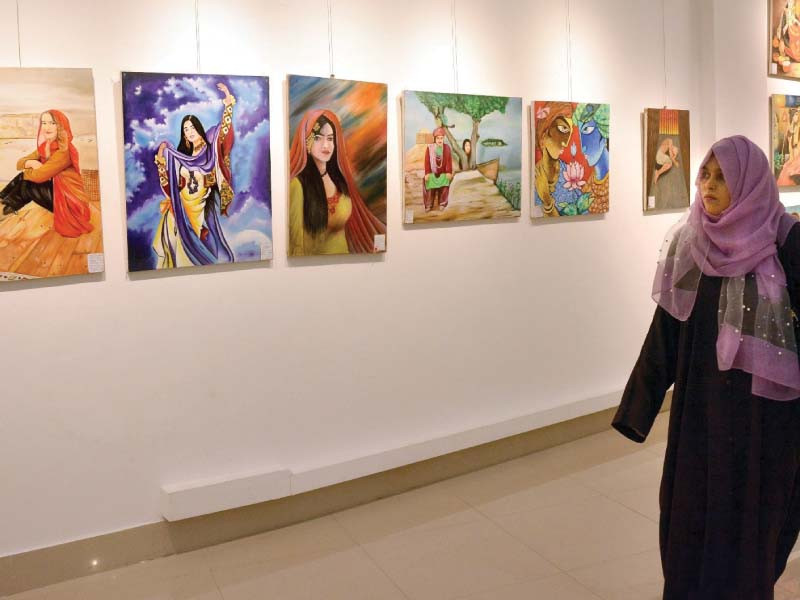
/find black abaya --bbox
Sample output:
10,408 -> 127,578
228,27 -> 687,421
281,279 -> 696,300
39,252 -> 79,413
613,223 -> 800,599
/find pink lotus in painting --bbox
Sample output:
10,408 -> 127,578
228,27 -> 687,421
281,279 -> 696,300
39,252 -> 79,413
536,106 -> 550,120
562,161 -> 586,191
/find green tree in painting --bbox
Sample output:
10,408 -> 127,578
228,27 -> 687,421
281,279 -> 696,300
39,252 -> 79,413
415,92 -> 509,169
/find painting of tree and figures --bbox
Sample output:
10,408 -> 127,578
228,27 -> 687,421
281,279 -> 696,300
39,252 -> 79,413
402,90 -> 522,223
532,101 -> 610,218
643,108 -> 690,212
0,68 -> 103,281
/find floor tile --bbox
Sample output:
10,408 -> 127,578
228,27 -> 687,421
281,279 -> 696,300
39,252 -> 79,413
452,573 -> 602,599
493,495 -> 659,571
198,515 -> 355,570
569,451 -> 664,498
777,556 -> 800,595
439,460 -> 600,518
360,516 -> 558,600
211,546 -> 406,600
568,549 -> 664,600
333,485 -> 482,545
611,484 -> 660,522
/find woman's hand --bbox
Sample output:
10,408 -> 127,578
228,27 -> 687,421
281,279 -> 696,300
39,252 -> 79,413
218,83 -> 235,107
24,160 -> 43,169
157,141 -> 167,157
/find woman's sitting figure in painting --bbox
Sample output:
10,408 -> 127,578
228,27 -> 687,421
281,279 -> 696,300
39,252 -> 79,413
0,110 -> 93,237
288,109 -> 386,256
574,102 -> 610,214
653,137 -> 679,185
534,102 -> 573,217
152,82 -> 235,268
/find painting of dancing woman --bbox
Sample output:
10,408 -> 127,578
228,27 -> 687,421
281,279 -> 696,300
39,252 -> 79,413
123,72 -> 272,272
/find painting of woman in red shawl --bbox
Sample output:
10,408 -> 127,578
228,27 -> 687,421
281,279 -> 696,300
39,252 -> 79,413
0,110 -> 92,238
288,109 -> 386,256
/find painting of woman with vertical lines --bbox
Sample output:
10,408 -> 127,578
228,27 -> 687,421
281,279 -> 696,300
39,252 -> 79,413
644,108 -> 691,212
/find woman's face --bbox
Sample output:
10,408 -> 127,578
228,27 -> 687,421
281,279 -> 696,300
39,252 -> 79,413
183,120 -> 201,146
310,122 -> 335,164
464,141 -> 471,154
40,113 -> 58,142
700,154 -> 732,216
543,116 -> 571,159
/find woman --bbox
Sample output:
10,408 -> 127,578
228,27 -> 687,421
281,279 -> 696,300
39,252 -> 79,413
288,109 -> 386,256
613,136 -> 800,599
533,102 -> 573,218
0,110 -> 92,237
461,138 -> 472,171
152,82 -> 235,268
650,136 -> 689,210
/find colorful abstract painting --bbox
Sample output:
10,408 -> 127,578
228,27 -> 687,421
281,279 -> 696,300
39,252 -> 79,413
402,91 -> 521,223
643,108 -> 690,211
0,68 -> 103,281
287,75 -> 387,256
771,94 -> 800,188
770,0 -> 800,79
532,101 -> 610,218
123,72 -> 271,272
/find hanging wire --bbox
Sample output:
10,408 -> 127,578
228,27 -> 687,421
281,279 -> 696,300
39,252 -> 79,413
327,0 -> 335,77
661,0 -> 668,107
195,0 -> 201,72
15,0 -> 22,68
451,0 -> 459,93
565,0 -> 573,101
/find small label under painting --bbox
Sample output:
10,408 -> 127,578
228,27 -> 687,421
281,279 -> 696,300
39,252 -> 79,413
87,253 -> 105,274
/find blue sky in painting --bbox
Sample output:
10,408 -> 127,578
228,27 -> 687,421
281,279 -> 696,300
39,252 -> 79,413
122,72 -> 271,271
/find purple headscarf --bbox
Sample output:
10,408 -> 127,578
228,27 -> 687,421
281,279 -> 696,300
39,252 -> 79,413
653,135 -> 800,401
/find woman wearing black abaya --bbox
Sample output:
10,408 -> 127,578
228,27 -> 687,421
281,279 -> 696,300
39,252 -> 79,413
613,135 -> 800,599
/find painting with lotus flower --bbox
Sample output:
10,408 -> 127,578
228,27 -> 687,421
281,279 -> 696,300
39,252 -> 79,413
402,90 -> 522,223
123,71 -> 272,272
643,108 -> 690,211
532,100 -> 610,218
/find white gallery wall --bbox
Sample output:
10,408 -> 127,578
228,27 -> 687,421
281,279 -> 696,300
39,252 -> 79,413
0,0 -> 713,556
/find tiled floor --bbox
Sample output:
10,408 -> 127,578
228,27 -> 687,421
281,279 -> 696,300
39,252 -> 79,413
7,412 -> 800,599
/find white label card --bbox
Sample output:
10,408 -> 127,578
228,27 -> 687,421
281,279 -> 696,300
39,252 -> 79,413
405,209 -> 414,224
87,253 -> 105,274
373,234 -> 386,252
647,196 -> 656,209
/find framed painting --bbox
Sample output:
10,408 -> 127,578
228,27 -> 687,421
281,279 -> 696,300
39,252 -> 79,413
402,90 -> 521,223
643,108 -> 690,211
770,0 -> 800,79
770,94 -> 800,188
532,101 -> 610,218
0,68 -> 103,281
287,75 -> 387,256
123,72 -> 271,272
